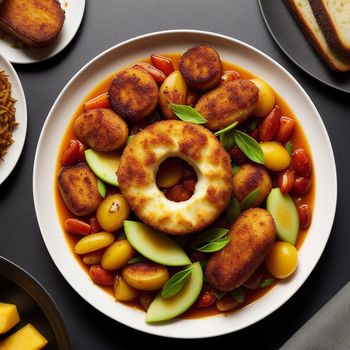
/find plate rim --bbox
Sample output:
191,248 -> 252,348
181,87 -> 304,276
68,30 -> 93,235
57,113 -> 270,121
33,29 -> 337,338
0,0 -> 86,64
0,52 -> 27,185
258,0 -> 350,94
0,256 -> 72,349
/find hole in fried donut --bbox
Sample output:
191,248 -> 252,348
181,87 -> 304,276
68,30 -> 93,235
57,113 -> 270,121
156,157 -> 198,202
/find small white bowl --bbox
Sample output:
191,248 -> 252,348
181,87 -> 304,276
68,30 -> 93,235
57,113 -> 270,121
0,53 -> 27,185
33,30 -> 337,338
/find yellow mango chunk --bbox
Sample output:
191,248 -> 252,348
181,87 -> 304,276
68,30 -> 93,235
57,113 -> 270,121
0,323 -> 48,350
0,303 -> 20,335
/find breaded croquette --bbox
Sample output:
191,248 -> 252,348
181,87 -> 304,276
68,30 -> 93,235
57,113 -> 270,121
179,45 -> 222,91
195,78 -> 259,131
108,68 -> 159,123
58,164 -> 102,216
74,108 -> 128,152
232,163 -> 272,206
206,208 -> 276,291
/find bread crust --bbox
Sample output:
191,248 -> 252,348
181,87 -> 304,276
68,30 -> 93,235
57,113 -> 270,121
309,0 -> 350,57
284,0 -> 350,72
0,0 -> 65,48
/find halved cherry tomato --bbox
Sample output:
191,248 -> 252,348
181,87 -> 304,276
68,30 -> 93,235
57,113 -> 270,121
61,139 -> 85,166
292,148 -> 312,177
65,218 -> 91,235
132,62 -> 166,84
297,204 -> 312,229
258,105 -> 281,141
89,265 -> 115,285
195,284 -> 217,308
275,116 -> 295,143
150,54 -> 174,76
183,179 -> 196,193
83,92 -> 110,111
277,169 -> 295,194
293,176 -> 311,195
165,184 -> 192,202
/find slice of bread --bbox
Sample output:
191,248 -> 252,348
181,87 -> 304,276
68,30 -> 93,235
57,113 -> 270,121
0,0 -> 65,48
309,0 -> 350,56
285,0 -> 350,71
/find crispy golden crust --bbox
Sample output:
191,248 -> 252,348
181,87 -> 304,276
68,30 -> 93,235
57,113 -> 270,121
195,79 -> 259,131
117,120 -> 232,235
57,164 -> 101,217
206,208 -> 276,291
179,45 -> 222,91
0,0 -> 65,48
232,163 -> 272,206
108,68 -> 159,123
74,108 -> 128,152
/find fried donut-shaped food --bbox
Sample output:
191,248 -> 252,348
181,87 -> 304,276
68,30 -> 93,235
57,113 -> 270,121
179,45 -> 222,91
74,108 -> 128,152
108,67 -> 159,122
117,120 -> 232,235
232,163 -> 272,207
206,208 -> 276,291
195,79 -> 259,131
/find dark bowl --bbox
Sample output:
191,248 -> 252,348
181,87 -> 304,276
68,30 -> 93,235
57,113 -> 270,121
0,257 -> 71,349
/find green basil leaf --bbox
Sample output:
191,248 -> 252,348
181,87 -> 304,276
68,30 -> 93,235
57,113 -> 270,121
191,228 -> 229,246
231,287 -> 245,303
220,131 -> 236,150
232,164 -> 240,176
169,104 -> 207,124
127,135 -> 134,144
97,179 -> 106,198
226,197 -> 241,224
214,122 -> 238,136
260,278 -> 275,288
128,256 -> 146,264
195,237 -> 230,253
161,266 -> 193,298
285,140 -> 293,156
233,129 -> 264,164
240,188 -> 261,211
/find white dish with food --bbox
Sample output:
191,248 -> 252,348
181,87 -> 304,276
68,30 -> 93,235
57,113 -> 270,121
33,30 -> 337,338
0,0 -> 85,64
0,52 -> 27,185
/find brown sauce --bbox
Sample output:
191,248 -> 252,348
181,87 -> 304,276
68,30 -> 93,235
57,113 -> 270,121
54,53 -> 315,319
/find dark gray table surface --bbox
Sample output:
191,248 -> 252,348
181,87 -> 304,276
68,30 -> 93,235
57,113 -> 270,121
1,0 -> 349,348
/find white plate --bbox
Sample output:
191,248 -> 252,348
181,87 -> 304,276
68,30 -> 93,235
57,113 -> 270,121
33,30 -> 337,338
0,0 -> 85,64
0,53 -> 27,185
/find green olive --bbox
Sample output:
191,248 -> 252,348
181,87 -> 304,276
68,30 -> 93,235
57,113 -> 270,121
96,194 -> 130,232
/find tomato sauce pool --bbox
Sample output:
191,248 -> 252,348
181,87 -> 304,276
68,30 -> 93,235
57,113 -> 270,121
54,53 -> 315,319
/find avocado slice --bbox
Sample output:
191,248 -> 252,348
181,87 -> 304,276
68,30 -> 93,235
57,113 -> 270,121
85,149 -> 120,186
266,188 -> 300,245
146,262 -> 203,323
124,221 -> 191,266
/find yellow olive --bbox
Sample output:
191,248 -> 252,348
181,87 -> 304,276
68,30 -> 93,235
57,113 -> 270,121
74,232 -> 115,255
260,141 -> 291,171
265,242 -> 298,279
159,70 -> 187,119
156,158 -> 183,188
113,275 -> 138,301
96,194 -> 130,232
122,261 -> 169,291
250,78 -> 275,117
101,240 -> 136,271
